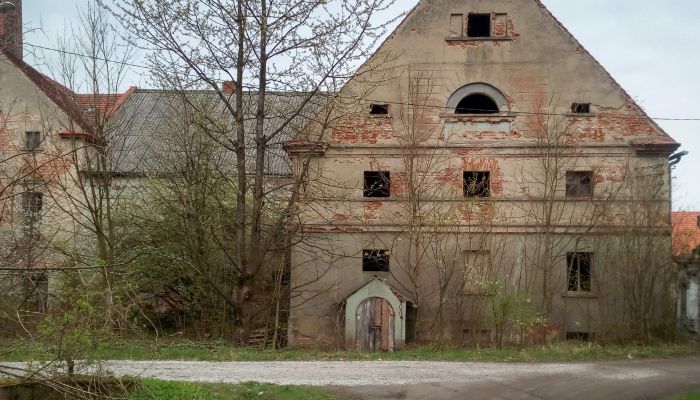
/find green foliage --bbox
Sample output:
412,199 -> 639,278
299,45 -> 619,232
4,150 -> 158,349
3,340 -> 697,363
668,392 -> 700,400
475,280 -> 547,348
128,380 -> 337,400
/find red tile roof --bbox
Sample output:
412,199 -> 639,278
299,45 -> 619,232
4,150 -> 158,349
672,212 -> 700,256
2,49 -> 135,135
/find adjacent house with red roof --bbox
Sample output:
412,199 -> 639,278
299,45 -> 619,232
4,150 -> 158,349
673,212 -> 700,257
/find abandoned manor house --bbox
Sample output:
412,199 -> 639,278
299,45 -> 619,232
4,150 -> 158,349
0,0 -> 686,350
285,0 -> 681,350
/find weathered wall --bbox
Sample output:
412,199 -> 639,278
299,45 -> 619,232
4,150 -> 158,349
288,0 -> 677,347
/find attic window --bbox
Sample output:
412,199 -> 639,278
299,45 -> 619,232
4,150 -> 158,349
467,13 -> 491,38
363,250 -> 390,272
364,171 -> 391,198
571,103 -> 591,114
456,94 -> 499,114
370,104 -> 389,115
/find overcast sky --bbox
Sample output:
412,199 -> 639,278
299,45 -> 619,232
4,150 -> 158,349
21,0 -> 700,210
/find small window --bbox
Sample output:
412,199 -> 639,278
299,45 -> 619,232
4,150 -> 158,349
22,192 -> 43,214
467,13 -> 491,38
369,104 -> 389,115
364,171 -> 391,198
455,94 -> 499,114
363,250 -> 389,272
571,103 -> 591,114
25,131 -> 41,150
464,171 -> 490,198
567,252 -> 592,292
566,332 -> 593,341
449,14 -> 464,37
566,171 -> 593,198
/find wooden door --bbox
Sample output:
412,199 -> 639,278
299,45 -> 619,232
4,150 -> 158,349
356,297 -> 395,352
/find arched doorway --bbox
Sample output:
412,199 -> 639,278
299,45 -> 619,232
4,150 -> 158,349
355,297 -> 395,352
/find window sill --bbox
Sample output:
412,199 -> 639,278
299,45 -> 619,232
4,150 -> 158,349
20,148 -> 44,153
445,36 -> 513,42
441,113 -> 516,122
566,113 -> 597,118
563,292 -> 598,299
368,114 -> 392,119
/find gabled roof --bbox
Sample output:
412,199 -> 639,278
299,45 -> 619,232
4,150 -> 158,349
2,49 -> 134,135
107,89 -> 329,176
342,276 -> 414,304
673,212 -> 700,256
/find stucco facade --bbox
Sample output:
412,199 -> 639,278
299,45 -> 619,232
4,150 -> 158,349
287,0 -> 679,348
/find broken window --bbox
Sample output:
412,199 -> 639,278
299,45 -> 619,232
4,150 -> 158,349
566,171 -> 593,198
364,171 -> 391,198
363,249 -> 390,272
464,171 -> 491,198
370,104 -> 389,115
571,103 -> 591,114
467,13 -> 491,38
566,332 -> 593,341
567,252 -> 592,292
24,131 -> 41,150
455,94 -> 499,114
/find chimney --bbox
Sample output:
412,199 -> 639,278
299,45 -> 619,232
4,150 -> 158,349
222,80 -> 238,94
0,0 -> 22,60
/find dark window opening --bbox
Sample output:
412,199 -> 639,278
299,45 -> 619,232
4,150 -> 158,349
363,249 -> 389,272
22,192 -> 43,214
272,269 -> 290,286
455,94 -> 499,114
571,103 -> 591,114
464,171 -> 491,198
467,13 -> 491,38
567,252 -> 592,292
25,131 -> 41,150
370,104 -> 389,115
566,332 -> 593,341
566,171 -> 593,198
364,171 -> 391,198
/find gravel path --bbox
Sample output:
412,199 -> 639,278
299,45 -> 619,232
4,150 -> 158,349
4,358 -> 698,387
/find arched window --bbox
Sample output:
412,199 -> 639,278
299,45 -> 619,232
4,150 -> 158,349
446,83 -> 509,115
456,94 -> 499,114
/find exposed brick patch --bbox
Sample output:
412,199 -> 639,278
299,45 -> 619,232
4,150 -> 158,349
460,202 -> 495,223
332,114 -> 393,144
364,201 -> 383,221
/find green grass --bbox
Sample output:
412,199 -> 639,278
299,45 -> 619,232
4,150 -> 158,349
128,379 -> 340,400
667,391 -> 700,400
1,339 -> 698,363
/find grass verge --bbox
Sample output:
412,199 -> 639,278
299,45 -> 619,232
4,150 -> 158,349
668,392 -> 700,400
127,379 -> 340,400
1,339 -> 698,363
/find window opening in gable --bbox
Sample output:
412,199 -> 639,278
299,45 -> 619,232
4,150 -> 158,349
571,103 -> 591,114
464,171 -> 491,198
566,171 -> 593,198
455,94 -> 499,114
370,104 -> 389,115
567,252 -> 592,292
25,131 -> 41,150
467,13 -> 491,38
364,171 -> 391,198
363,249 -> 390,272
449,14 -> 464,37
